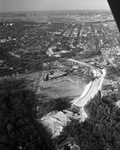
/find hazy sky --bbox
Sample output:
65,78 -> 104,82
0,0 -> 110,12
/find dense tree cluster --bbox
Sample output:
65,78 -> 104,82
83,49 -> 101,58
37,97 -> 71,118
107,66 -> 120,77
58,92 -> 120,150
0,78 -> 54,150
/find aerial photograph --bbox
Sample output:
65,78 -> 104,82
0,0 -> 120,150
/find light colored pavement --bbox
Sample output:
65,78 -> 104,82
72,68 -> 106,108
67,58 -> 95,70
68,58 -> 106,107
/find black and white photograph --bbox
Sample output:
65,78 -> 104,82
0,0 -> 120,150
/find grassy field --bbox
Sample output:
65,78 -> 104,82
39,75 -> 86,99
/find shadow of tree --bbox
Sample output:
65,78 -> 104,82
0,78 -> 54,150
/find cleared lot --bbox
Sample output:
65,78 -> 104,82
39,75 -> 86,99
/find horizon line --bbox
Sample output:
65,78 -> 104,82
0,9 -> 111,14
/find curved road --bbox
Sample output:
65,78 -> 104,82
72,69 -> 106,108
67,59 -> 106,109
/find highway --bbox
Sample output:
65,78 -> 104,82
67,59 -> 106,110
72,69 -> 106,108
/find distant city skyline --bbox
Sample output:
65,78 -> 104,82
0,0 -> 110,13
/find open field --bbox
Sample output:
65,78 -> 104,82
39,75 -> 86,99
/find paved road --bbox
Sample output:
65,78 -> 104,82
67,58 -> 95,70
73,71 -> 105,107
68,58 -> 106,109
